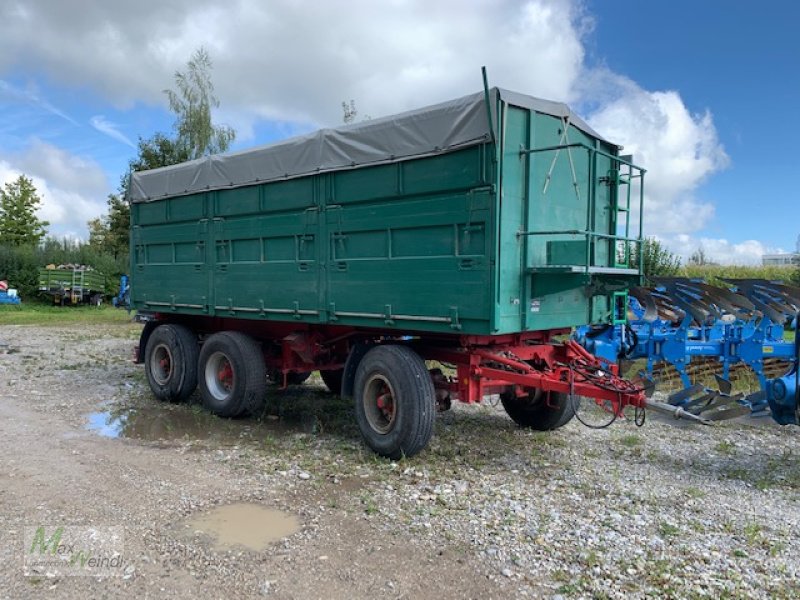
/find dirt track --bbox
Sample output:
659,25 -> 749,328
0,321 -> 511,599
1,320 -> 799,599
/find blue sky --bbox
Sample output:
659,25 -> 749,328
587,0 -> 800,258
0,0 -> 797,263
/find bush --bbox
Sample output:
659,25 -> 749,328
0,245 -> 39,298
0,240 -> 128,300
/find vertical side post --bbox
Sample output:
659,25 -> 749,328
481,66 -> 495,145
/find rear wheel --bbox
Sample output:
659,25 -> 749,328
354,345 -> 435,459
198,332 -> 267,417
144,324 -> 198,402
500,389 -> 575,430
320,369 -> 344,395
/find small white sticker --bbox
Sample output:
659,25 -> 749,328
530,299 -> 541,313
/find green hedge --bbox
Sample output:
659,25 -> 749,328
0,241 -> 128,300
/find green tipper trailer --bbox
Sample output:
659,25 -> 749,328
38,267 -> 106,306
129,86 -> 648,458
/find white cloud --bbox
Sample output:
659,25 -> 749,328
664,234 -> 781,266
0,0 -> 587,125
0,0 -> 765,262
0,141 -> 110,239
90,116 -> 135,148
586,72 -> 729,235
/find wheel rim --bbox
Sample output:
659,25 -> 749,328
150,343 -> 174,386
363,374 -> 397,434
509,387 -> 544,408
205,351 -> 235,401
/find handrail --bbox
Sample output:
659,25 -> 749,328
516,229 -> 641,243
519,141 -> 647,173
516,140 -> 646,277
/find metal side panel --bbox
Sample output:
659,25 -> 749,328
130,193 -> 211,314
325,147 -> 494,334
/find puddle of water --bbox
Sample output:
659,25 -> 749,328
85,386 -> 352,442
184,503 -> 299,551
85,404 -> 281,442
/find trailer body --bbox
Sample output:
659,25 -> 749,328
130,88 -> 641,334
129,87 -> 648,457
38,267 -> 106,305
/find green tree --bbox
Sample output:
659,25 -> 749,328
165,46 -> 235,159
88,194 -> 130,260
91,47 -> 235,261
0,175 -> 49,247
630,237 -> 681,281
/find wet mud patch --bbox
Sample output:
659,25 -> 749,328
181,503 -> 300,551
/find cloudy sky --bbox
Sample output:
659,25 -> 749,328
0,0 -> 797,263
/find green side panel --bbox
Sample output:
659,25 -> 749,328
494,106 -> 525,333
210,193 -> 321,319
325,188 -> 492,331
38,268 -> 106,292
131,196 -> 211,311
131,146 -> 495,332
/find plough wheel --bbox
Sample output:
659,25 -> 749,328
500,389 -> 575,430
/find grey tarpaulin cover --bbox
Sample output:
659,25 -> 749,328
128,87 -> 607,203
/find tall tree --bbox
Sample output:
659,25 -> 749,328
88,194 -> 130,260
91,47 -> 235,260
164,47 -> 235,159
0,175 -> 49,247
342,99 -> 358,124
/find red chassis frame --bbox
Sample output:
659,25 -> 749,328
138,315 -> 646,416
417,331 -> 645,415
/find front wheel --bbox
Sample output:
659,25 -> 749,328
500,389 -> 575,430
354,345 -> 435,459
144,324 -> 198,402
198,332 -> 267,418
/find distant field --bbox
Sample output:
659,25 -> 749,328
0,303 -> 134,326
679,264 -> 799,283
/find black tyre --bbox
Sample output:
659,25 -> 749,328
354,345 -> 435,459
500,389 -> 575,430
144,324 -> 199,402
320,369 -> 344,395
198,332 -> 267,418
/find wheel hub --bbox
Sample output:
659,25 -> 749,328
205,351 -> 235,401
364,375 -> 397,434
151,344 -> 174,386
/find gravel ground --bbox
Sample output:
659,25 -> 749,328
1,320 -> 799,599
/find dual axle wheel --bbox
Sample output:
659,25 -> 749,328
144,324 -> 573,458
145,327 -> 267,417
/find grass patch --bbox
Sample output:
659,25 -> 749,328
0,303 -> 135,326
658,522 -> 680,538
619,433 -> 643,447
685,486 -> 705,499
